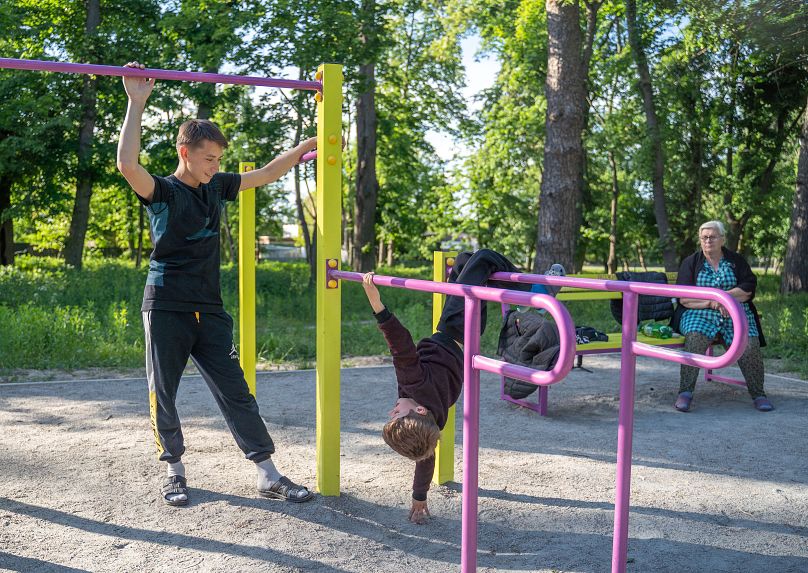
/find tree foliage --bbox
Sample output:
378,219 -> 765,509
0,0 -> 804,277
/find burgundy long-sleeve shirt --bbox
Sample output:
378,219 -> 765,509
374,307 -> 463,501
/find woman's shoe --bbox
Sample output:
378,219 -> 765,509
674,391 -> 693,412
753,396 -> 774,412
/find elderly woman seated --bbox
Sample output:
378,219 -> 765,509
672,221 -> 773,412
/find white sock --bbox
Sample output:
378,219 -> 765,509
256,457 -> 282,491
165,461 -> 187,504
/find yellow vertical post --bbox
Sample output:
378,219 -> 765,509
239,162 -> 257,396
315,63 -> 343,496
432,250 -> 457,484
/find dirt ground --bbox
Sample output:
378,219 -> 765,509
1,356 -> 806,573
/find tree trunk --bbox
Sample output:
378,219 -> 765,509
725,109 -> 790,252
607,150 -> 619,274
625,0 -> 677,271
294,97 -> 317,286
573,1 -> 603,271
0,175 -> 13,266
376,236 -> 385,267
535,0 -> 586,273
683,81 -> 704,257
63,0 -> 100,269
386,239 -> 393,266
353,0 -> 379,273
637,242 -> 647,271
782,97 -> 808,294
353,59 -> 379,273
196,66 -> 219,120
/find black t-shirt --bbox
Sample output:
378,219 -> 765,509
136,173 -> 241,312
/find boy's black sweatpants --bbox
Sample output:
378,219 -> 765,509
143,310 -> 275,464
437,249 -> 529,344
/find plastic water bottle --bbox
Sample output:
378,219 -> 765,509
641,322 -> 673,339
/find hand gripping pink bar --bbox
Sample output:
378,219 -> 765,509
0,58 -> 323,91
299,151 -> 318,163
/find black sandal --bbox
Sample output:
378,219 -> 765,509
258,476 -> 314,503
161,475 -> 189,506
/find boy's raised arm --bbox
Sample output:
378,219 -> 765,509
117,61 -> 156,202
239,137 -> 318,192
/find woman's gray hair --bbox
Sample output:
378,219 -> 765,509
699,220 -> 725,236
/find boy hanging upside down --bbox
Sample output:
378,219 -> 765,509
361,249 -> 530,523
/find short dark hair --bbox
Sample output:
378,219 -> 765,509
176,119 -> 228,149
382,411 -> 441,461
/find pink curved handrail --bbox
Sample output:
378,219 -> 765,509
490,272 -> 749,369
0,58 -> 322,91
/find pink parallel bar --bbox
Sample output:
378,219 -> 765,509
489,271 -> 749,370
332,270 -> 574,322
461,297 -> 482,573
0,58 -> 323,91
299,150 -> 318,163
332,270 -> 576,385
613,291 -> 639,573
473,355 -> 571,387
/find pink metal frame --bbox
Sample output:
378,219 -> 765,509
0,58 -> 322,167
331,267 -> 748,573
488,270 -> 748,572
507,341 -> 747,415
0,58 -> 322,91
329,269 -> 577,572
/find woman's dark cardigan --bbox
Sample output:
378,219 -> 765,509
672,246 -> 766,347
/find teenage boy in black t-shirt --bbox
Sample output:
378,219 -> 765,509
117,61 -> 317,506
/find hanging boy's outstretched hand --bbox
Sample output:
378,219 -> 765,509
409,499 -> 430,524
122,61 -> 155,105
362,272 -> 385,314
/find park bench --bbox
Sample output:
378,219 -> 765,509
498,276 -> 748,415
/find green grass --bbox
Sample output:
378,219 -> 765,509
1,256 -> 806,379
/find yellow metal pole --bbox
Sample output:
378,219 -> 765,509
432,250 -> 457,484
315,64 -> 343,496
239,162 -> 257,396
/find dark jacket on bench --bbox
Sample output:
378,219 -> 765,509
672,246 -> 766,347
497,309 -> 561,399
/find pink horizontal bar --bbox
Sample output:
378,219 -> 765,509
331,269 -> 577,381
501,393 -> 544,413
489,271 -> 748,371
300,150 -> 317,163
705,373 -> 746,386
473,355 -> 570,387
0,58 -> 322,91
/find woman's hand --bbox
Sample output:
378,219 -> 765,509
709,300 -> 729,317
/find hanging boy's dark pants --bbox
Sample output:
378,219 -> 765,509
437,249 -> 529,344
143,310 -> 275,464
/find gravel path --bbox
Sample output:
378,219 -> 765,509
1,356 -> 806,572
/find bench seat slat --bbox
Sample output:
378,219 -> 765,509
576,333 -> 684,353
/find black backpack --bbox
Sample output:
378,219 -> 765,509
609,271 -> 674,326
